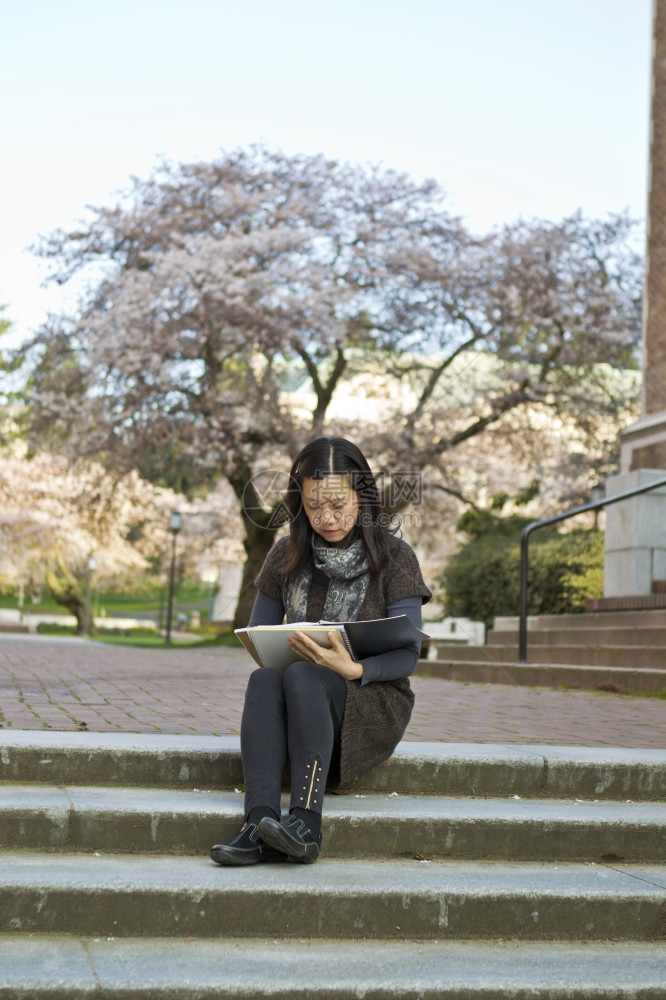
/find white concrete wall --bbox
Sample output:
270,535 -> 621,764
603,469 -> 666,596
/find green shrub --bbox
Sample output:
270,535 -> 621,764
442,520 -> 604,628
36,622 -> 77,635
96,626 -> 158,637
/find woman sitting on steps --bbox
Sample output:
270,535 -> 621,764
210,436 -> 431,866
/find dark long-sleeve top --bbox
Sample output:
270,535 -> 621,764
248,584 -> 423,686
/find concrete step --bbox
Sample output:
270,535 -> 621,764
2,851 -> 665,942
417,657 -> 666,694
430,641 -> 666,670
2,785 -> 664,861
3,934 -> 666,999
3,732 -> 666,800
2,734 -> 665,998
536,610 -> 666,629
488,626 -> 666,647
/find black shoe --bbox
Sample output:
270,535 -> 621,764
210,822 -> 287,866
258,814 -> 322,864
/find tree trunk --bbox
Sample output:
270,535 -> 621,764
45,556 -> 91,635
233,520 -> 279,630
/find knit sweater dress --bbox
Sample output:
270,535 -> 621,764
254,535 -> 431,788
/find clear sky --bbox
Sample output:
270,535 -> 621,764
1,0 -> 652,348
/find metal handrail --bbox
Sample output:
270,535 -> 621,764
518,475 -> 666,663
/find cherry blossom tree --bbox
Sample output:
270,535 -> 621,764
0,451 -> 239,632
17,147 -> 643,626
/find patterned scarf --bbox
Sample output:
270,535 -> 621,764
284,534 -> 370,623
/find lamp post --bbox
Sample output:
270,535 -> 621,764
84,556 -> 97,637
165,510 -> 182,644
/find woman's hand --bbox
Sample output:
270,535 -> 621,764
287,629 -> 363,681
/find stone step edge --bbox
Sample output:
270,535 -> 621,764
2,853 -> 665,942
488,627 -> 666,644
416,659 -> 666,693
2,935 -> 666,999
588,595 -> 666,612
496,611 -> 666,628
3,787 -> 664,861
427,644 -> 666,663
2,733 -> 665,800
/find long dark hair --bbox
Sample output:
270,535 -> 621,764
280,437 -> 397,578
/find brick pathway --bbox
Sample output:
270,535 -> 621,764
0,635 -> 664,748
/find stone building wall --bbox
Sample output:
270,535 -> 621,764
644,0 -> 666,421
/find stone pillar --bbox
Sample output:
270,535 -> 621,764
604,0 -> 666,598
211,560 -> 242,625
641,0 -> 666,424
603,470 -> 666,596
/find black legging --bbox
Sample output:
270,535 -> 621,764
240,661 -> 347,820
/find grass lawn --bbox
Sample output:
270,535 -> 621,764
33,620 -> 241,649
92,632 -> 239,649
0,580 -> 214,620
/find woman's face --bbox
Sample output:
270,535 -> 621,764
301,474 -> 360,546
